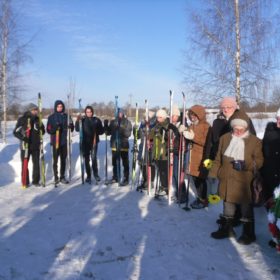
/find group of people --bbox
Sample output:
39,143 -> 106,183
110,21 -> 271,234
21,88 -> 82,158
13,96 -> 280,249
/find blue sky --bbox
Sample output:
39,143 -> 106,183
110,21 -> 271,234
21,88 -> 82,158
18,0 -> 195,109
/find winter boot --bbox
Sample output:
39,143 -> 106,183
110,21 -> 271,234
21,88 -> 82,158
237,221 -> 256,245
211,218 -> 236,239
120,178 -> 129,186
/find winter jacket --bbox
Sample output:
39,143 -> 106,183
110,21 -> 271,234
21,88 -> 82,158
13,111 -> 45,151
75,116 -> 104,151
107,116 -> 132,151
210,109 -> 256,160
47,100 -> 74,146
261,122 -> 280,200
209,132 -> 263,204
149,119 -> 169,161
186,105 -> 211,178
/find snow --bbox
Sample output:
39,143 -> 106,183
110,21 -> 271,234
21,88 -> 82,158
0,117 -> 279,280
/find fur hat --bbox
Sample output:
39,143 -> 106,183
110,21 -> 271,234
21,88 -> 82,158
220,96 -> 238,109
276,108 -> 280,118
230,110 -> 249,129
156,109 -> 167,119
171,104 -> 180,117
26,103 -> 38,111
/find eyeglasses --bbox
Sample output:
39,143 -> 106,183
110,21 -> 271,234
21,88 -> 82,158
221,106 -> 234,110
233,127 -> 246,133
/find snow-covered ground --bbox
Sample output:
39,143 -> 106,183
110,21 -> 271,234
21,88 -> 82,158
0,116 -> 279,280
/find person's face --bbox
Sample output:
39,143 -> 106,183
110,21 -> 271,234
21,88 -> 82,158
31,108 -> 38,116
118,112 -> 123,119
56,104 -> 63,112
85,109 -> 93,117
232,126 -> 247,137
189,112 -> 198,123
276,117 -> 280,128
221,105 -> 235,119
172,115 -> 179,123
157,116 -> 165,124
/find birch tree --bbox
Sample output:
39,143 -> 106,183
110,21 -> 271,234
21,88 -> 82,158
184,0 -> 279,106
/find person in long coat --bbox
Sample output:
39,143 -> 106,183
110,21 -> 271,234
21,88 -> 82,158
210,110 -> 263,245
261,108 -> 280,201
179,105 -> 211,209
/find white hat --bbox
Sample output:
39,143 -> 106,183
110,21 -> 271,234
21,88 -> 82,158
230,118 -> 248,129
171,104 -> 180,117
156,109 -> 167,119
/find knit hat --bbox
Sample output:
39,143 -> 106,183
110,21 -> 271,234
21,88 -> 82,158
26,103 -> 38,111
220,96 -> 238,109
156,109 -> 167,119
230,110 -> 249,129
171,104 -> 180,117
276,108 -> 280,118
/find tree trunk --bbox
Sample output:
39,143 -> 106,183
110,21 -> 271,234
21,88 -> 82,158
234,0 -> 241,105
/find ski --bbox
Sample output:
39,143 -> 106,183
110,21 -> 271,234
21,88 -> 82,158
22,118 -> 31,188
67,94 -> 72,182
167,90 -> 174,205
78,99 -> 85,184
144,100 -> 151,196
131,102 -> 139,189
115,96 -> 121,186
38,93 -> 46,187
178,92 -> 186,206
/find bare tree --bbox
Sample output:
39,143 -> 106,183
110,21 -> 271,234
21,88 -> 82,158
0,0 -> 31,143
184,0 -> 280,106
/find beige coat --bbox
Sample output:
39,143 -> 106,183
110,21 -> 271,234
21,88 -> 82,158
209,132 -> 263,204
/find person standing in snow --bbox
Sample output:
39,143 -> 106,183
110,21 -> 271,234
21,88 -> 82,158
179,105 -> 211,209
136,111 -> 156,191
149,109 -> 169,195
167,105 -> 183,201
261,108 -> 280,201
47,100 -> 74,185
14,103 -> 45,187
75,106 -> 104,184
104,108 -> 132,186
261,108 -> 280,249
210,110 -> 263,245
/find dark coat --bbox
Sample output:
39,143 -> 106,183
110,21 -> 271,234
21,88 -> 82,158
210,133 -> 263,204
47,100 -> 74,146
261,122 -> 280,199
75,116 -> 104,151
209,109 -> 256,160
13,111 -> 45,151
107,116 -> 132,151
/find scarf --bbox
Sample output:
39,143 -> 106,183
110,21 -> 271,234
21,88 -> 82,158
224,131 -> 249,160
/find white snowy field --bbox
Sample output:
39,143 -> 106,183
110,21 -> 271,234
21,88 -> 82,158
0,116 -> 279,280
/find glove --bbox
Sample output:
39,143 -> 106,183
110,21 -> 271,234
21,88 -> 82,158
178,124 -> 186,134
22,136 -> 29,143
231,160 -> 246,171
183,129 -> 194,140
203,159 -> 213,170
104,119 -> 109,127
68,123 -> 74,130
